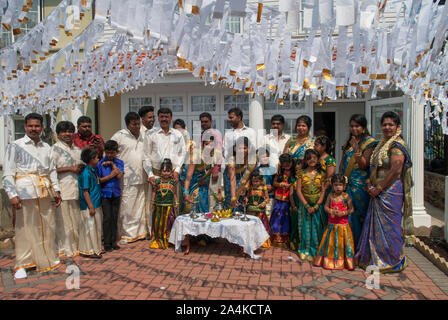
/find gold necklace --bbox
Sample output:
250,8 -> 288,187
159,180 -> 172,197
295,135 -> 308,145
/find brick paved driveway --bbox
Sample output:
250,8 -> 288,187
0,239 -> 447,300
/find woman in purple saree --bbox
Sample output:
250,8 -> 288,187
355,112 -> 414,273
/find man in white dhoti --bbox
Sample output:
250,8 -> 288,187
50,121 -> 84,258
3,113 -> 62,279
111,112 -> 149,244
143,108 -> 186,231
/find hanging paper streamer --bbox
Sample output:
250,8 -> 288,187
0,0 -> 446,128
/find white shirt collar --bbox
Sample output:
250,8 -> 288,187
23,134 -> 43,146
157,127 -> 173,135
269,132 -> 287,139
125,128 -> 140,139
233,124 -> 247,131
56,139 -> 75,149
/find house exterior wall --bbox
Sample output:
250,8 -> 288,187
99,94 -> 122,140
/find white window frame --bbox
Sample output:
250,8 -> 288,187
263,94 -> 308,116
225,16 -> 243,34
156,93 -> 189,135
1,0 -> 41,48
188,92 -> 219,116
187,92 -> 219,135
157,94 -> 187,115
121,94 -> 155,128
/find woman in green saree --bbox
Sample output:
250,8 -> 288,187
339,114 -> 377,248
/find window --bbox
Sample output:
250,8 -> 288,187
224,94 -> 249,112
128,97 -> 152,113
160,96 -> 183,113
174,3 -> 241,33
13,117 -> 25,140
1,0 -> 40,48
264,94 -> 306,111
191,95 -> 216,112
226,16 -> 241,33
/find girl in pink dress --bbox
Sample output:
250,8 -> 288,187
313,174 -> 355,270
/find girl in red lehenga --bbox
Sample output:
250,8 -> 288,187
313,174 -> 355,270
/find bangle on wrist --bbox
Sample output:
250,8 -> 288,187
304,204 -> 311,209
376,184 -> 383,192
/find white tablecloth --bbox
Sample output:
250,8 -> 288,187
168,214 -> 270,259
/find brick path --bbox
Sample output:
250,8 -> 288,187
0,239 -> 447,300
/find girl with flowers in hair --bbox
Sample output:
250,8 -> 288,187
355,112 -> 414,273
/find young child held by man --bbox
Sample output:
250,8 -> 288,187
96,140 -> 124,252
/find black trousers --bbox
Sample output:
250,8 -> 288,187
102,196 -> 120,247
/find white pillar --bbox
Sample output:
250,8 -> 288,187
249,94 -> 265,148
70,105 -> 84,126
410,96 -> 431,227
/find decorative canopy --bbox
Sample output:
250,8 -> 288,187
0,0 -> 447,127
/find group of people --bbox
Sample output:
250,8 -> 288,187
2,104 -> 414,280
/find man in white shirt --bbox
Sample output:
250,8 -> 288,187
50,121 -> 83,258
223,107 -> 258,164
111,112 -> 149,244
3,113 -> 61,279
143,108 -> 186,218
138,105 -> 159,138
264,114 -> 291,170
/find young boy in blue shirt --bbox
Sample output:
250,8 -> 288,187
97,140 -> 124,252
79,148 -> 103,259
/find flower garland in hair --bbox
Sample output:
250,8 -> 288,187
370,125 -> 402,168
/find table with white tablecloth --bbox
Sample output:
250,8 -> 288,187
168,214 -> 270,259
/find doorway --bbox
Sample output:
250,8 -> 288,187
314,111 -> 336,158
